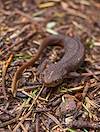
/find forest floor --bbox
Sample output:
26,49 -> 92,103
0,0 -> 100,132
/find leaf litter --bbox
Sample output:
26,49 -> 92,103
0,0 -> 100,131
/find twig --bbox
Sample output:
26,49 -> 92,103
12,110 -> 32,132
36,114 -> 40,132
61,2 -> 91,21
0,117 -> 18,128
82,81 -> 90,101
0,107 -> 15,118
71,119 -> 100,130
44,112 -> 63,131
2,54 -> 13,100
85,68 -> 99,81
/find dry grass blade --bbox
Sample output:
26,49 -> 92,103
29,85 -> 45,110
38,2 -> 55,8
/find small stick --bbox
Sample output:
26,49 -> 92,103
2,54 -> 13,100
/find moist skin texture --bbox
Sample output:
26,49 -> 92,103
12,35 -> 85,97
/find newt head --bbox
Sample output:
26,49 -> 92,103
41,63 -> 66,87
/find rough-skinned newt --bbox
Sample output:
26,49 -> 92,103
12,35 -> 85,97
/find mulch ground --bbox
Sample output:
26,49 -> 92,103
0,0 -> 100,132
